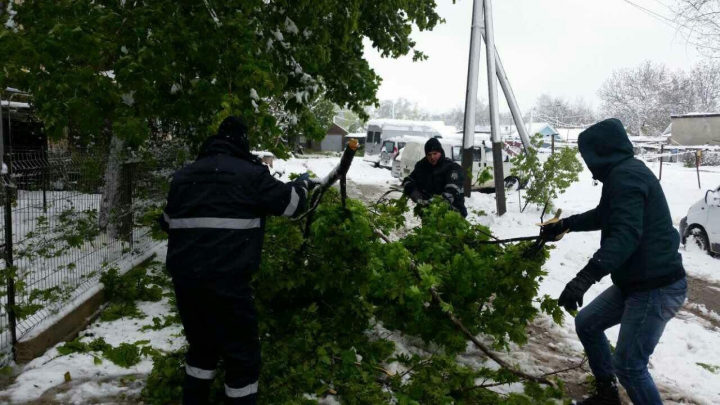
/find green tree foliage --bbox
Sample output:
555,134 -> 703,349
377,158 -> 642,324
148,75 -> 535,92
511,135 -> 583,212
143,189 -> 566,404
0,0 -> 448,154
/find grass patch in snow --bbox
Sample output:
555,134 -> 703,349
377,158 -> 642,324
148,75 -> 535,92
57,337 -> 159,368
697,362 -> 720,374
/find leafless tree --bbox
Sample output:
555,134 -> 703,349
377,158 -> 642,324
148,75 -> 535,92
598,60 -> 720,136
674,0 -> 720,58
598,61 -> 678,136
533,94 -> 596,127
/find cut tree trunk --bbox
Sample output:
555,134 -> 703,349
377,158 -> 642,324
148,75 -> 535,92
98,128 -> 125,241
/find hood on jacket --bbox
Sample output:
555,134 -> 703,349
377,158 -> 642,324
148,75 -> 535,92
197,116 -> 261,163
578,118 -> 634,182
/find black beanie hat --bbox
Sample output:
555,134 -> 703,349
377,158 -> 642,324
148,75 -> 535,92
217,116 -> 250,152
424,137 -> 443,155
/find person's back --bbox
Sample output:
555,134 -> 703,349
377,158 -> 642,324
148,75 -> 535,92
546,118 -> 687,405
601,157 -> 684,291
165,144 -> 282,282
160,116 -> 313,405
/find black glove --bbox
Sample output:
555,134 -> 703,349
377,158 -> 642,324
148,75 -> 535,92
540,219 -> 570,241
292,172 -> 320,191
557,268 -> 596,312
307,178 -> 322,191
409,189 -> 424,203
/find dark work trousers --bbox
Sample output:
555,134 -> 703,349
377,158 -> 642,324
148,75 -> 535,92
173,276 -> 261,405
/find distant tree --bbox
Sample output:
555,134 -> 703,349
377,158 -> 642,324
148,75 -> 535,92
598,60 -> 720,136
442,99 -> 490,130
689,60 -> 720,112
598,61 -> 678,136
533,94 -> 595,127
673,0 -> 720,58
335,109 -> 365,133
371,98 -> 422,120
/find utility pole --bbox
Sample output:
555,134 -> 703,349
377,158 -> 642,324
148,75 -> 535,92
484,0 -> 506,215
461,0 -> 483,198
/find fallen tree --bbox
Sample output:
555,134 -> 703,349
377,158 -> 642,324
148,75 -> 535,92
143,178 -> 570,404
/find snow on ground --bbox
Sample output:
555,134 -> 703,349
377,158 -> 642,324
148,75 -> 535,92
0,246 -> 183,405
273,155 -> 397,186
466,159 -> 720,404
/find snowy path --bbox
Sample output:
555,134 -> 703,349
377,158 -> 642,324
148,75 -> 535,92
0,156 -> 718,404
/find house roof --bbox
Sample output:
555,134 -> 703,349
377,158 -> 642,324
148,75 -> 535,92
671,112 -> 720,119
326,122 -> 349,136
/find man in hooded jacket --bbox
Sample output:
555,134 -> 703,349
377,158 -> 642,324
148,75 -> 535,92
159,116 -> 316,405
542,118 -> 686,404
402,137 -> 467,217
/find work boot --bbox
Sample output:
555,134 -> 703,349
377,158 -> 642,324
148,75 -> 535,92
578,378 -> 621,405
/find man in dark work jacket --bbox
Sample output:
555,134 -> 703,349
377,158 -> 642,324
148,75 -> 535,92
542,118 -> 686,405
159,116 -> 315,405
402,137 -> 467,217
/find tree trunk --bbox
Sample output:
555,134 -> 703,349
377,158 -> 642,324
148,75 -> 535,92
98,126 -> 125,240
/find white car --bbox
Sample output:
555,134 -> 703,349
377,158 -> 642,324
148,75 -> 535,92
680,185 -> 720,255
397,137 -> 521,191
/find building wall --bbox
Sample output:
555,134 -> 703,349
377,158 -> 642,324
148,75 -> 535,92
320,134 -> 343,152
672,116 -> 720,146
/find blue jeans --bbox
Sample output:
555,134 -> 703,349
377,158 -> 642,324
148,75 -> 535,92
575,278 -> 687,405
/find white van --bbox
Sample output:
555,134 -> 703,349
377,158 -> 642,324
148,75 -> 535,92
680,185 -> 720,255
397,137 -> 520,190
363,119 -> 442,166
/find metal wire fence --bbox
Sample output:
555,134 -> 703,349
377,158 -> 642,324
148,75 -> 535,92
0,147 -> 170,365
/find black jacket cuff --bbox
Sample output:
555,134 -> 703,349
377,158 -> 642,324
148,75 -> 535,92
580,261 -> 605,282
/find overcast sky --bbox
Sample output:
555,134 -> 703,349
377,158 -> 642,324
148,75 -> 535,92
363,0 -> 703,115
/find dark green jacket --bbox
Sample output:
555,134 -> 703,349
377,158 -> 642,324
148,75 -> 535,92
566,118 -> 685,292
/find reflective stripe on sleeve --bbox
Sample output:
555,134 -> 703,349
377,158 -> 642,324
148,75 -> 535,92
185,364 -> 217,380
445,183 -> 461,191
225,381 -> 259,398
169,217 -> 261,230
282,187 -> 300,217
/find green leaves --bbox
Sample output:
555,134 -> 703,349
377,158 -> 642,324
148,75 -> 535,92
0,0 -> 446,155
141,187 -> 567,403
511,134 -> 583,212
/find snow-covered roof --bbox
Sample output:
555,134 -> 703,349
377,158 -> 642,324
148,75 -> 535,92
508,122 -> 558,137
1,100 -> 30,109
629,136 -> 668,144
345,132 -> 367,139
671,112 -> 720,119
555,127 -> 587,142
366,118 -> 442,134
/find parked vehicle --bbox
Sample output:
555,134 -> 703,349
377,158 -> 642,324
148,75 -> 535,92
363,119 -> 441,166
397,137 -> 521,190
379,136 -> 412,169
391,147 -> 404,179
680,185 -> 720,255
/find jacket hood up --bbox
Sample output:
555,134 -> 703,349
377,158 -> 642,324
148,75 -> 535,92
578,118 -> 634,182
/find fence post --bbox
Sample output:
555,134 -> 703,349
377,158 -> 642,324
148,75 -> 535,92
696,150 -> 702,189
659,144 -> 664,181
3,180 -> 17,359
120,162 -> 134,248
42,149 -> 48,213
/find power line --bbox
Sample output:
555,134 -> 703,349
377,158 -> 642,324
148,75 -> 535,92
621,0 -> 720,51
